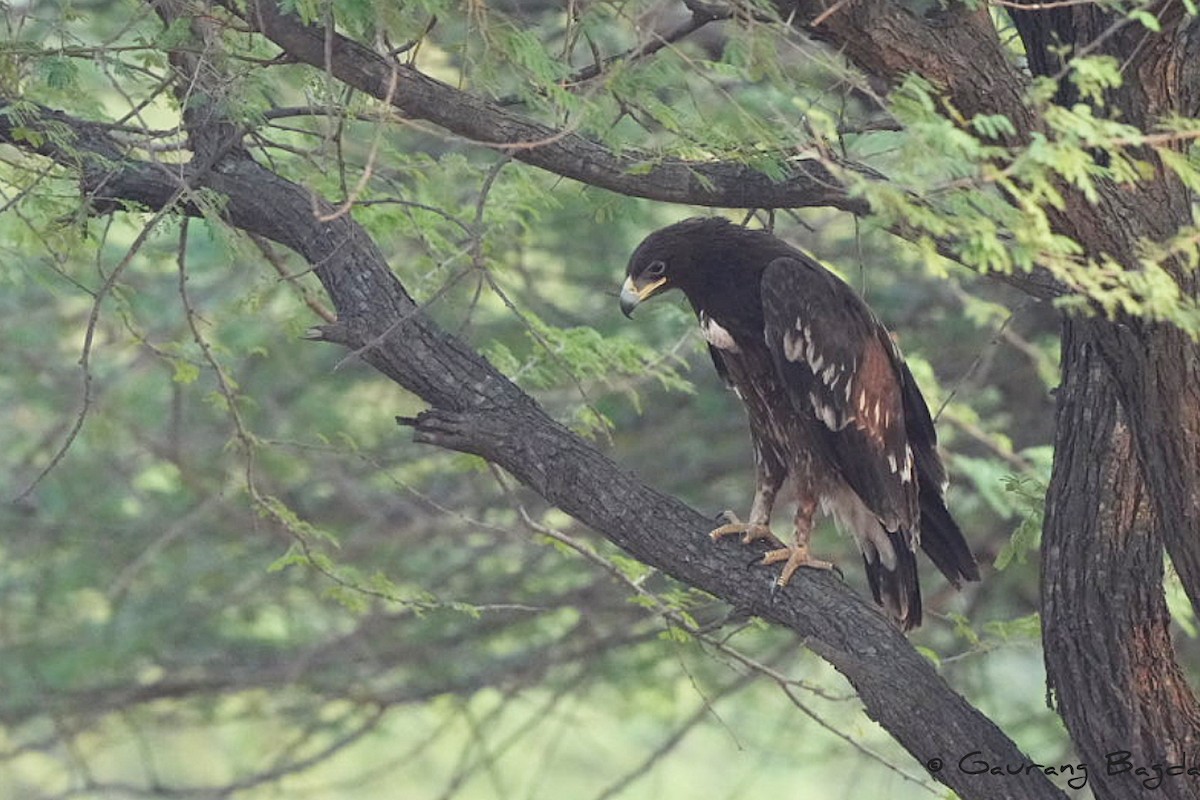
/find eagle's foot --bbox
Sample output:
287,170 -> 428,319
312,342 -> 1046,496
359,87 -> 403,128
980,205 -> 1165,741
760,544 -> 837,587
710,511 -> 782,547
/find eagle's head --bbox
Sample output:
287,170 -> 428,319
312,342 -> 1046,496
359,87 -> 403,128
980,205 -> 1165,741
619,217 -> 776,318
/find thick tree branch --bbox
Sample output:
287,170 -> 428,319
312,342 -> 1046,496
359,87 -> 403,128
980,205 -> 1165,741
0,98 -> 1065,800
225,0 -> 869,214
221,0 -> 1070,303
788,0 -> 1036,135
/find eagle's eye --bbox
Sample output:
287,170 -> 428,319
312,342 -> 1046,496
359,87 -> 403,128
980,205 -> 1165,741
645,260 -> 666,278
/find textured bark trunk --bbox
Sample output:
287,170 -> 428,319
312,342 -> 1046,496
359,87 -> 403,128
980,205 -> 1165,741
1044,318 -> 1200,800
1003,4 -> 1200,788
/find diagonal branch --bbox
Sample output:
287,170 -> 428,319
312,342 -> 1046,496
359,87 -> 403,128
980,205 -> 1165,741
226,0 -> 869,212
565,7 -> 729,85
221,0 -> 1069,302
0,97 -> 1066,800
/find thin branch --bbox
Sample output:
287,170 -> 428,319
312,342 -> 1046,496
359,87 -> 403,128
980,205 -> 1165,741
11,190 -> 184,502
215,0 -> 874,213
314,65 -> 400,222
776,683 -> 944,795
251,234 -> 337,323
566,10 -> 727,86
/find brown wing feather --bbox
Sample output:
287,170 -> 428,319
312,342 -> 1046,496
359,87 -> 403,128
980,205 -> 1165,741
761,257 -> 918,532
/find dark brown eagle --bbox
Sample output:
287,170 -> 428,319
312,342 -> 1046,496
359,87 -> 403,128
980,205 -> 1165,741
620,217 -> 979,629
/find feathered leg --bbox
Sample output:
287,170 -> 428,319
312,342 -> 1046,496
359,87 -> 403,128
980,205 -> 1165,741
710,438 -> 786,547
710,480 -> 783,546
759,494 -> 835,586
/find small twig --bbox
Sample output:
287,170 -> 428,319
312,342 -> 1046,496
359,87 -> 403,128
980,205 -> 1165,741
336,197 -> 473,237
315,65 -> 400,222
935,297 -> 1032,422
943,413 -> 1035,472
251,233 -> 336,323
387,15 -> 436,59
12,189 -> 184,503
263,105 -> 391,124
777,683 -> 944,794
810,0 -> 857,28
565,10 -> 726,86
989,0 -> 1115,9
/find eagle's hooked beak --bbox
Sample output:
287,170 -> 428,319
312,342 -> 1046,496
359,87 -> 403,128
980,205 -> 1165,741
620,276 -> 667,318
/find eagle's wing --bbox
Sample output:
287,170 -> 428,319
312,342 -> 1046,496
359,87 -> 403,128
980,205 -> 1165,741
760,256 -> 919,532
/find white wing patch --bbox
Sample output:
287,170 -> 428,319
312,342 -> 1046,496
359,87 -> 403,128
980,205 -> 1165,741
810,392 -> 851,431
699,311 -> 739,352
782,328 -> 805,362
886,446 -> 916,484
780,318 -> 863,432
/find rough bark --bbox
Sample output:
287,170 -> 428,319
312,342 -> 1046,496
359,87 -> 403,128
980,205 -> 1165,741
229,0 -> 871,213
1044,318 -> 1200,800
223,0 -> 1073,300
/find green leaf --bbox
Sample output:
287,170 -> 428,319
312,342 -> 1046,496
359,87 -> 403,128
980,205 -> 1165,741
1068,55 -> 1122,104
172,359 -> 200,384
916,645 -> 942,668
39,56 -> 78,90
1158,147 -> 1200,194
267,546 -> 306,572
995,476 -> 1046,570
10,125 -> 45,148
658,625 -> 692,643
984,612 -> 1042,641
1128,9 -> 1161,31
970,113 -> 1016,140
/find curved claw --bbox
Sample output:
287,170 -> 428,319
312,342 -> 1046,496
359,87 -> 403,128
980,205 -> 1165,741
709,511 -> 783,547
760,544 -> 837,587
769,559 -> 845,600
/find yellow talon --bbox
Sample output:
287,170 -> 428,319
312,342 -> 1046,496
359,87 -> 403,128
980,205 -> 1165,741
760,544 -> 835,586
709,511 -> 783,547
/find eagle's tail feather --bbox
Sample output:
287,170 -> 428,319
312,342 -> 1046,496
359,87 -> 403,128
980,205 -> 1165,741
863,531 -> 921,631
917,480 -> 981,588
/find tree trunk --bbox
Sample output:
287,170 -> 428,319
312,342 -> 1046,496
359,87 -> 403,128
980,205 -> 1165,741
1044,319 -> 1200,800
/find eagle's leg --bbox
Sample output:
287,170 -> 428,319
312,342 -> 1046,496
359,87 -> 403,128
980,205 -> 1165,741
760,495 -> 834,586
710,475 -> 783,547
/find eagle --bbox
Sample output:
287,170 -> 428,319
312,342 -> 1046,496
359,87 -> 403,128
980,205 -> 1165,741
619,217 -> 979,630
